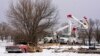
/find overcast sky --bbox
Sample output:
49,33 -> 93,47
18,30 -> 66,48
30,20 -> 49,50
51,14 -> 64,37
0,0 -> 100,23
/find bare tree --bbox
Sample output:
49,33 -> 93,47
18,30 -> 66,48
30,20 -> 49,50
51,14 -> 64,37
78,29 -> 86,44
94,19 -> 100,43
85,19 -> 95,46
0,22 -> 13,41
7,0 -> 58,46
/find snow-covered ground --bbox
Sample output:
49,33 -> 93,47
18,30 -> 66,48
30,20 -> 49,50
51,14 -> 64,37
0,49 -> 100,56
0,40 -> 100,56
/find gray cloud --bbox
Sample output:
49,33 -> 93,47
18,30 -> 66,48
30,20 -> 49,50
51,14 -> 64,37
0,0 -> 100,23
53,0 -> 100,23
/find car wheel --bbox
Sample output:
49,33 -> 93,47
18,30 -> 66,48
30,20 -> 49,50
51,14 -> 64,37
36,50 -> 40,52
22,48 -> 27,53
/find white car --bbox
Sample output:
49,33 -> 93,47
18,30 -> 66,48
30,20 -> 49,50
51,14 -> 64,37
59,37 -> 69,44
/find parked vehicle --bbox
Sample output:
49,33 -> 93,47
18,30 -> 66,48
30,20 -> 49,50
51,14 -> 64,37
59,37 -> 69,44
6,42 -> 43,53
6,44 -> 28,53
6,45 -> 22,53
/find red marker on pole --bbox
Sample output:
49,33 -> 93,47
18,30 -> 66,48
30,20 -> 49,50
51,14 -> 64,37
67,14 -> 72,18
72,27 -> 76,32
83,16 -> 88,22
83,16 -> 87,20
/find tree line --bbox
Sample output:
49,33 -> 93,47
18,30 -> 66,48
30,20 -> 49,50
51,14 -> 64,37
79,19 -> 100,45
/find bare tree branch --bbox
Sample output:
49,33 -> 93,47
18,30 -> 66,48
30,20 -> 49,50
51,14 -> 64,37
7,0 -> 58,46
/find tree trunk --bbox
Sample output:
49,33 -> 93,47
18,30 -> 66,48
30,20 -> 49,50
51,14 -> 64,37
88,36 -> 91,46
29,34 -> 38,47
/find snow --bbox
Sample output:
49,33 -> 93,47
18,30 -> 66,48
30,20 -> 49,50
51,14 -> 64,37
0,50 -> 100,56
0,40 -> 100,56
